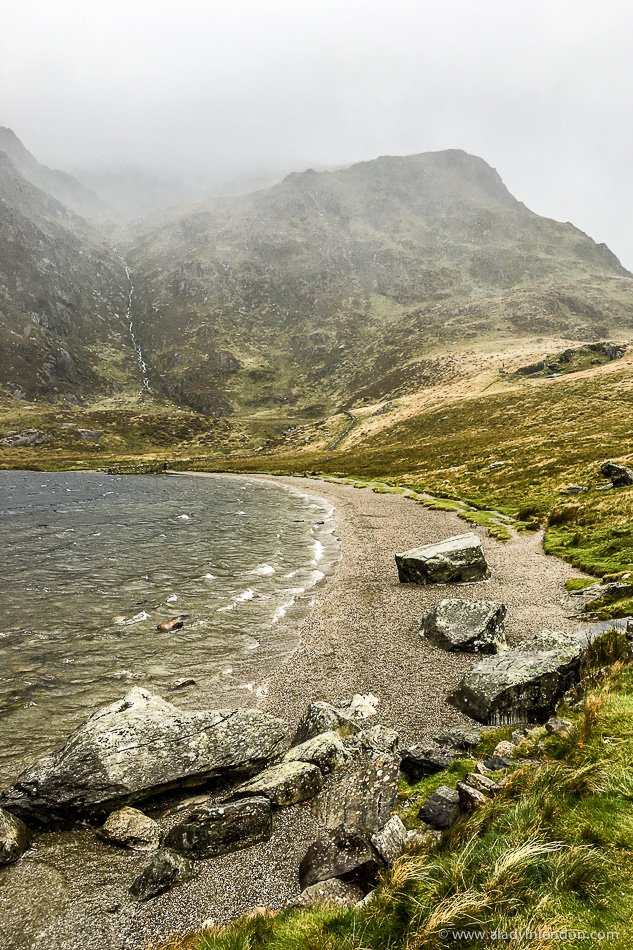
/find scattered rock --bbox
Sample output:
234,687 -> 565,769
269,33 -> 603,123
433,726 -> 482,751
0,688 -> 289,823
157,615 -> 189,632
449,630 -> 589,725
400,742 -> 458,782
284,731 -> 350,773
456,781 -> 488,809
165,796 -> 273,857
600,461 -> 633,487
418,785 -> 460,830
560,485 -> 588,496
77,429 -> 102,442
358,723 -> 399,755
419,599 -> 507,653
493,740 -> 515,759
482,755 -> 513,771
231,761 -> 323,807
299,825 -> 382,890
0,429 -> 52,448
395,533 -> 490,585
545,717 -> 574,736
129,848 -> 195,902
96,806 -> 161,851
370,815 -> 408,864
290,878 -> 365,909
0,807 -> 31,865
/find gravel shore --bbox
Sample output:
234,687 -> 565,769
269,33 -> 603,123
0,476 -> 587,950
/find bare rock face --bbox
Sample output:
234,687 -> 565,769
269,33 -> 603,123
96,806 -> 161,851
129,848 -> 195,902
165,796 -> 273,857
450,630 -> 588,724
230,761 -> 323,807
0,807 -> 31,865
419,599 -> 507,653
395,533 -> 490,585
0,688 -> 289,824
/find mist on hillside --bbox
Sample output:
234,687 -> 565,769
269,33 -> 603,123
1,0 -> 632,265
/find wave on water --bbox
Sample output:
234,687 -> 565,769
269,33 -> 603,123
115,611 -> 150,626
247,563 -> 276,576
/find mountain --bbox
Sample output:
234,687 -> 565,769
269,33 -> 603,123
0,127 -> 112,225
0,149 -> 141,401
125,149 -> 633,416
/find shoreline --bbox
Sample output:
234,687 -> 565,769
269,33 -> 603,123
0,474 -> 590,950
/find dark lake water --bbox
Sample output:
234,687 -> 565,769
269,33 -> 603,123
0,471 -> 335,785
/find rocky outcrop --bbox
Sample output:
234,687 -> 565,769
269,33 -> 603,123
400,742 -> 459,782
129,848 -> 196,902
450,630 -> 588,724
231,761 -> 323,807
0,807 -> 31,865
601,460 -> 633,487
0,688 -> 289,823
419,599 -> 507,652
396,533 -> 490,585
96,806 -> 161,851
165,797 -> 273,857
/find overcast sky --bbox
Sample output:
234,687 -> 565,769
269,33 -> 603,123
1,0 -> 632,266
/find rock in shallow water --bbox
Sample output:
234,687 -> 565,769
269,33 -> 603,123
419,599 -> 507,653
0,806 -> 31,865
97,806 -> 161,851
449,630 -> 588,725
0,687 -> 289,824
165,796 -> 273,857
395,533 -> 490,585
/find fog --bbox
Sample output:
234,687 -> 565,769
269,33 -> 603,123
1,0 -> 632,266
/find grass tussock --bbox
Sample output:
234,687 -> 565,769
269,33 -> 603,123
155,651 -> 633,950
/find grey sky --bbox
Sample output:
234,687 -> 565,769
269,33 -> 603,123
2,0 -> 632,266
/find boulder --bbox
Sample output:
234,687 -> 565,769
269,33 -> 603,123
97,806 -> 161,851
293,694 -> 378,745
0,807 -> 31,865
299,825 -> 382,890
129,848 -> 195,902
419,599 -> 507,653
449,630 -> 588,725
395,533 -> 490,585
601,460 -> 633,487
400,742 -> 458,782
545,717 -> 574,736
165,796 -> 272,857
311,748 -> 399,833
231,761 -> 323,807
290,878 -> 365,909
0,688 -> 289,823
456,781 -> 488,809
418,786 -> 460,830
433,726 -> 482,751
370,815 -> 408,864
284,732 -> 350,773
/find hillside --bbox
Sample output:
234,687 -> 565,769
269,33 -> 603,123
125,149 -> 633,416
0,149 -> 142,402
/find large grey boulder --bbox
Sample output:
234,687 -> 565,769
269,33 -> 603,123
311,745 -> 399,833
299,825 -> 382,890
0,688 -> 288,824
165,796 -> 272,857
129,848 -> 195,902
419,599 -> 507,653
450,630 -> 588,724
0,807 -> 31,865
97,806 -> 161,851
601,460 -> 633,487
284,731 -> 350,773
396,533 -> 490,585
230,761 -> 323,807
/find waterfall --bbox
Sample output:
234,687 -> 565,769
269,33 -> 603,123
118,255 -> 151,393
